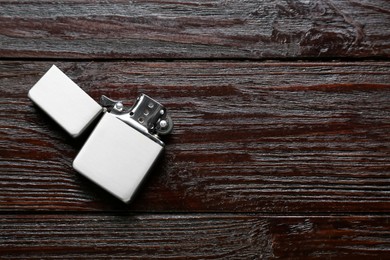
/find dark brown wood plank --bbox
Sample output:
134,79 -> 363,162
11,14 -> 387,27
0,214 -> 389,259
0,0 -> 389,59
0,61 -> 389,212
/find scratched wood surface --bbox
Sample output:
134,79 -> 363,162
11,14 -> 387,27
1,61 -> 390,213
1,0 -> 390,258
0,215 -> 389,259
0,0 -> 389,59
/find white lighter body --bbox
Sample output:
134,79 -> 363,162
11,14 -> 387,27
28,65 -> 173,203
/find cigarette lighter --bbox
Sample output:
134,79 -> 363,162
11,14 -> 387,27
28,65 -> 173,203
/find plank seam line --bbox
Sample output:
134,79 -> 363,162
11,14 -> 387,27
0,211 -> 389,217
0,57 -> 389,63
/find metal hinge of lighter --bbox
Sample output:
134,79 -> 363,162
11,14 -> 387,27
28,65 -> 173,203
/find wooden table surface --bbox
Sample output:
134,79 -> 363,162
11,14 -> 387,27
0,0 -> 389,259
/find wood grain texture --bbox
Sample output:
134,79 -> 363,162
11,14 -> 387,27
1,0 -> 389,258
0,214 -> 389,259
0,0 -> 389,59
1,61 -> 389,212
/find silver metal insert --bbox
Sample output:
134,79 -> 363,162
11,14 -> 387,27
100,94 -> 173,140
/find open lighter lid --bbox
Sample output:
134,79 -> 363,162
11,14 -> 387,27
28,65 -> 103,137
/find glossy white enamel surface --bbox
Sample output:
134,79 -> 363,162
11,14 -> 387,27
28,65 -> 102,137
73,113 -> 163,203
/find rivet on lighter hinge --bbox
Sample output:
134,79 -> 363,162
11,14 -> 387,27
114,102 -> 124,111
